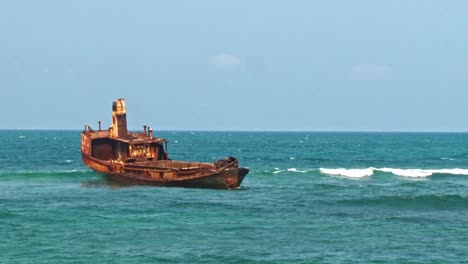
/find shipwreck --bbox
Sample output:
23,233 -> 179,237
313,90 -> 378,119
81,98 -> 249,189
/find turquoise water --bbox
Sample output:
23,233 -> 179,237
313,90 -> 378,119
2,131 -> 468,263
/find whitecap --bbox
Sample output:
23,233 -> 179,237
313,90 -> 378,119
320,168 -> 374,178
378,168 -> 432,178
19,136 -> 26,139
287,168 -> 307,173
431,168 -> 468,175
320,167 -> 468,179
441,157 -> 455,161
65,160 -> 72,163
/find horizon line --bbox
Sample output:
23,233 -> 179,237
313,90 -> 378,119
1,128 -> 468,133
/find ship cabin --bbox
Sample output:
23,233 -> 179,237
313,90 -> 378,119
81,98 -> 169,164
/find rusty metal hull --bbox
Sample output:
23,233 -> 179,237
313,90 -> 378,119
81,152 -> 249,189
106,167 -> 249,189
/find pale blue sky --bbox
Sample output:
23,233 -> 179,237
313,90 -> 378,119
1,1 -> 467,131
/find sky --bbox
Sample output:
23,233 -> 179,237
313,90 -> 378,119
1,1 -> 467,131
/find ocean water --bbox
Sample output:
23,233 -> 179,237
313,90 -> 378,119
2,130 -> 468,263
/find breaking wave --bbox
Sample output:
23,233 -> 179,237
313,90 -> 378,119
320,168 -> 374,178
287,168 -> 307,173
320,168 -> 468,178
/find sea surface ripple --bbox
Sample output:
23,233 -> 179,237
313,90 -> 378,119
1,131 -> 468,263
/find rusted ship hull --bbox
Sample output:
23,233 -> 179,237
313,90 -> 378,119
106,167 -> 249,189
82,153 -> 249,189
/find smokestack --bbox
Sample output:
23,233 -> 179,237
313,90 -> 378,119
98,121 -> 101,131
144,125 -> 147,136
149,128 -> 153,140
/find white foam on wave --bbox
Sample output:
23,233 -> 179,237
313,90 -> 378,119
441,157 -> 455,161
320,167 -> 468,178
379,168 -> 432,178
287,168 -> 307,173
431,168 -> 468,175
272,168 -> 307,174
379,168 -> 468,177
320,168 -> 374,178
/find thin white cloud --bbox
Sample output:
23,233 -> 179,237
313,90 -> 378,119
208,54 -> 241,68
351,64 -> 393,80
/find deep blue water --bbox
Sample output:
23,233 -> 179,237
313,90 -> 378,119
2,130 -> 468,263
